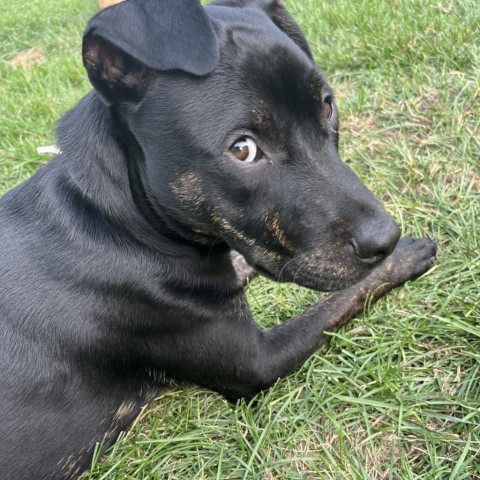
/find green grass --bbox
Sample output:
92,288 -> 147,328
1,0 -> 479,479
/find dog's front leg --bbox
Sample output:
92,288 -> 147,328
158,237 -> 436,401
244,236 -> 437,388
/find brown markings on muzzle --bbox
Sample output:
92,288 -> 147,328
211,213 -> 256,247
296,248 -> 352,278
211,213 -> 283,265
171,171 -> 258,247
263,211 -> 295,254
171,172 -> 285,264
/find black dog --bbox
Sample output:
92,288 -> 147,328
0,0 -> 437,478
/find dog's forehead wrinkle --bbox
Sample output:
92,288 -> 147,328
237,51 -> 325,129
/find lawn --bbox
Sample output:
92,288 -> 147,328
0,0 -> 479,479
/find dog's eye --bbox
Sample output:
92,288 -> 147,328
230,137 -> 263,163
322,96 -> 333,121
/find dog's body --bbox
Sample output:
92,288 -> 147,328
0,1 -> 437,478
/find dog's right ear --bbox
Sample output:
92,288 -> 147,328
210,0 -> 313,61
83,0 -> 219,105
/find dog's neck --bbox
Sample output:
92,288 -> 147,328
56,91 -> 229,261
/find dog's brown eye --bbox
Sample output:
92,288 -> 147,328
322,97 -> 333,121
230,137 -> 263,163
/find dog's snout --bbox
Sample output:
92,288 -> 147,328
351,217 -> 401,264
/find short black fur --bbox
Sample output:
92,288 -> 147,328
0,1 -> 436,478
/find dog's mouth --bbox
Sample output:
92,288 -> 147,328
251,251 -> 375,292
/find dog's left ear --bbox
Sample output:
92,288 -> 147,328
210,0 -> 313,61
83,0 -> 219,105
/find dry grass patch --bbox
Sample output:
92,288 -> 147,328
9,46 -> 45,69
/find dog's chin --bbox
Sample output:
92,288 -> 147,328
254,259 -> 373,292
295,271 -> 370,292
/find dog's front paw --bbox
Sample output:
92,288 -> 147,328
370,236 -> 437,288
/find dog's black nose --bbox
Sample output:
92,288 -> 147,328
351,218 -> 401,264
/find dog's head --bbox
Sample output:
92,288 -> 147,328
82,0 -> 400,291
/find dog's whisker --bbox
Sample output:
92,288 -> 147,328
276,255 -> 299,282
207,237 -> 223,260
